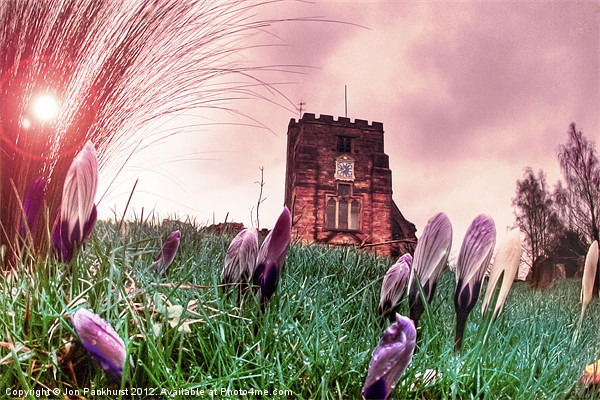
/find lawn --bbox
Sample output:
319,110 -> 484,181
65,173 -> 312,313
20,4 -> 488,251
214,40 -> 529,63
1,218 -> 600,399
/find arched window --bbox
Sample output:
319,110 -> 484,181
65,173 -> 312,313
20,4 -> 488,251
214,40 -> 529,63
339,198 -> 349,229
350,200 -> 360,230
324,184 -> 361,231
326,198 -> 336,229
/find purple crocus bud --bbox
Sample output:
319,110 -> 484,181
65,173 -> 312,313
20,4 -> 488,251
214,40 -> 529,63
151,230 -> 181,277
71,308 -> 126,383
454,214 -> 496,352
221,227 -> 259,290
52,141 -> 99,262
378,253 -> 412,318
362,314 -> 416,400
252,207 -> 291,308
408,212 -> 452,327
19,177 -> 45,237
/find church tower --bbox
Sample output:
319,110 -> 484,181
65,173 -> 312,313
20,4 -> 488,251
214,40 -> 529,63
284,113 -> 416,257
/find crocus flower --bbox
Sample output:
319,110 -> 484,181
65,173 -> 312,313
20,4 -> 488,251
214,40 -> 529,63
378,253 -> 412,318
362,314 -> 416,400
408,212 -> 452,327
252,207 -> 291,308
19,177 -> 45,237
151,230 -> 181,277
52,141 -> 98,262
580,359 -> 600,385
481,228 -> 522,318
71,308 -> 126,383
580,240 -> 599,319
221,227 -> 259,291
454,214 -> 496,352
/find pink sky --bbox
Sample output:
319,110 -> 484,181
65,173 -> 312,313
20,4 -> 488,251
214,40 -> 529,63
98,1 -> 599,259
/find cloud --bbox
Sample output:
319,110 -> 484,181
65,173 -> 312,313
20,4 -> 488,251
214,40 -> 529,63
100,1 -> 599,254
286,2 -> 599,244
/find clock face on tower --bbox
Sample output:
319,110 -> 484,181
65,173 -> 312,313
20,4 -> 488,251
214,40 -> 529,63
335,157 -> 355,181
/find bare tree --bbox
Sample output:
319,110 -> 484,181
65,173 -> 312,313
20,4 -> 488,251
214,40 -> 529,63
557,123 -> 600,242
512,168 -> 564,267
557,123 -> 600,292
254,166 -> 266,230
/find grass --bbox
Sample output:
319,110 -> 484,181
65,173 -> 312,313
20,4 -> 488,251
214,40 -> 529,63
1,217 -> 600,399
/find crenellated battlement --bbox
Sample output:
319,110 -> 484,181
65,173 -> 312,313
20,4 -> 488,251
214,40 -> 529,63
289,113 -> 383,131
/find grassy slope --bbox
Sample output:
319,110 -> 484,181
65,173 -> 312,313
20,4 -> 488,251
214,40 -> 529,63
1,219 -> 600,399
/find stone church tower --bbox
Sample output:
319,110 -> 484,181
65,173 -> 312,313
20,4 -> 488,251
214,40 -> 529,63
284,113 -> 417,257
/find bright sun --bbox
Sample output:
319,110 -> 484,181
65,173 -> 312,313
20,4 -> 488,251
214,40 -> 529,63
32,94 -> 59,121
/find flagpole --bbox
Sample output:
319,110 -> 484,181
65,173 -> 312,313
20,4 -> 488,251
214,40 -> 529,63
344,85 -> 347,117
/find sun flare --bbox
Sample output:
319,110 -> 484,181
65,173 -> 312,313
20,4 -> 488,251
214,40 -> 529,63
32,94 -> 59,121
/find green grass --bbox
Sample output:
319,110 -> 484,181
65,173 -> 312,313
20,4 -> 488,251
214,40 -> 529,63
1,218 -> 600,399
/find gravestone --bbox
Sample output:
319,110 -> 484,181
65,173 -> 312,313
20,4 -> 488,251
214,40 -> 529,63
529,256 -> 557,289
